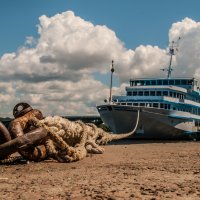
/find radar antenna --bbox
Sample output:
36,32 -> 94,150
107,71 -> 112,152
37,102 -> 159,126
161,37 -> 181,78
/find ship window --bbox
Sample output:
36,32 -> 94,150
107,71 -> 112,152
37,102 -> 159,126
180,94 -> 183,99
121,103 -> 126,105
168,104 -> 171,110
169,92 -> 172,97
173,107 -> 176,110
153,103 -> 158,108
181,80 -> 187,85
175,80 -> 181,85
135,81 -> 140,86
157,80 -> 162,85
140,103 -> 145,106
146,103 -> 152,107
127,103 -> 132,106
163,80 -> 168,85
146,80 -> 150,85
188,80 -> 193,85
163,91 -> 168,96
144,91 -> 149,96
150,91 -> 155,96
160,103 -> 164,108
131,81 -> 134,86
133,103 -> 138,106
127,91 -> 132,96
133,91 -> 137,96
169,80 -> 174,85
138,91 -> 143,96
151,80 -> 156,85
157,91 -> 162,96
141,81 -> 145,85
164,104 -> 168,109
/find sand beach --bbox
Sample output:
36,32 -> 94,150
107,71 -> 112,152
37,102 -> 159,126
0,140 -> 200,200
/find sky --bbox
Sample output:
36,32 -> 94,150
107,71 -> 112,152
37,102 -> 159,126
1,0 -> 200,117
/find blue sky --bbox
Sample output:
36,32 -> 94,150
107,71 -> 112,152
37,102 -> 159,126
1,0 -> 200,116
1,0 -> 200,56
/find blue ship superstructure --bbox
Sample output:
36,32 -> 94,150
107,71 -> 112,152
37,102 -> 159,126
114,77 -> 200,123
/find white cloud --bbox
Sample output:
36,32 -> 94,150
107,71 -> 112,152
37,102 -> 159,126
169,18 -> 200,78
0,12 -> 200,117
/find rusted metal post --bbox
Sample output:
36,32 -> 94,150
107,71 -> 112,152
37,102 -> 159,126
0,127 -> 47,159
0,121 -> 12,144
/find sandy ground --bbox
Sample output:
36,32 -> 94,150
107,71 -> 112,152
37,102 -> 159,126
0,140 -> 200,200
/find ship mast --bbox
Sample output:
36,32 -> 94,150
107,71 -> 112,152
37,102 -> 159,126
109,60 -> 114,103
167,41 -> 175,78
161,37 -> 181,78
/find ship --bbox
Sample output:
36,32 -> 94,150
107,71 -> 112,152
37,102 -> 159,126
97,40 -> 200,139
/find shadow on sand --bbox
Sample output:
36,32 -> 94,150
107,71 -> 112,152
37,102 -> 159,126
109,139 -> 200,146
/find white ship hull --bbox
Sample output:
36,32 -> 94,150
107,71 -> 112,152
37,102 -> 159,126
97,105 -> 199,139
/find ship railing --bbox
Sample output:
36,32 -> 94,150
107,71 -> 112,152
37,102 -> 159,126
113,96 -> 181,103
